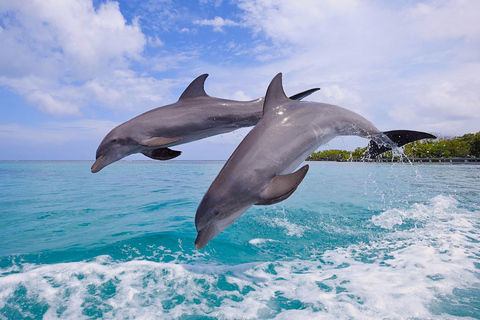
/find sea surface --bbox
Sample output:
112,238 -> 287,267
0,160 -> 479,319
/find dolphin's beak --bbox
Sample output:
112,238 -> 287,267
91,155 -> 105,173
194,231 -> 205,249
194,223 -> 219,250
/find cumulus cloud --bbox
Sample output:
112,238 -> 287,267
0,0 -> 176,117
0,0 -> 145,79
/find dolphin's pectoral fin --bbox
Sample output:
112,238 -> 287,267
256,165 -> 309,206
142,148 -> 182,161
289,88 -> 320,101
368,130 -> 436,158
139,137 -> 181,148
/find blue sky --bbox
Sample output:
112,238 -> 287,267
1,0 -> 479,161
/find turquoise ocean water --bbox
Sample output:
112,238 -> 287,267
0,160 -> 479,319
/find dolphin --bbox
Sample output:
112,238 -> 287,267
194,73 -> 436,249
91,74 -> 319,173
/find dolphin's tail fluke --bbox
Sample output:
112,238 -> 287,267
368,130 -> 436,158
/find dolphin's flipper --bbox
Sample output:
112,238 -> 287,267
142,148 -> 182,161
256,165 -> 309,205
179,74 -> 209,100
289,88 -> 320,101
368,130 -> 436,158
140,137 -> 181,147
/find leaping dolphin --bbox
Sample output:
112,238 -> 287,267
194,73 -> 436,249
91,74 -> 319,173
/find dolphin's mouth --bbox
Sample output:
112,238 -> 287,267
91,155 -> 105,173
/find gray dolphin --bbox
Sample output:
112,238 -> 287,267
194,73 -> 436,249
91,74 -> 319,173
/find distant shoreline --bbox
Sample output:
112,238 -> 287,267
306,157 -> 480,164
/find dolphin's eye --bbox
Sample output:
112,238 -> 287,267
111,139 -> 117,143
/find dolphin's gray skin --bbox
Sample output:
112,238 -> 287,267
91,74 -> 319,173
194,73 -> 436,249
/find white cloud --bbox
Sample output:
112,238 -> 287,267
28,91 -> 82,117
409,0 -> 480,40
0,75 -> 86,117
149,51 -> 199,72
83,70 -> 177,113
0,0 -> 145,79
193,16 -> 240,32
0,0 -> 172,117
238,0 -> 412,68
417,81 -> 480,120
147,36 -> 164,47
387,59 -> 480,134
238,0 -> 363,44
230,90 -> 252,101
232,0 -> 480,136
320,85 -> 361,106
199,0 -> 224,7
0,70 -> 177,118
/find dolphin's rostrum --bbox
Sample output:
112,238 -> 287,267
194,73 -> 436,249
91,74 -> 319,173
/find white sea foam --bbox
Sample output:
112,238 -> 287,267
372,195 -> 458,229
1,195 -> 479,319
255,206 -> 309,238
248,238 -> 279,246
270,217 -> 308,237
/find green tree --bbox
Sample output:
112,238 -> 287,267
460,132 -> 480,157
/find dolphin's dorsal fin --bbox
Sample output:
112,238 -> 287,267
179,74 -> 209,100
139,136 -> 181,147
256,164 -> 309,205
263,73 -> 292,116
